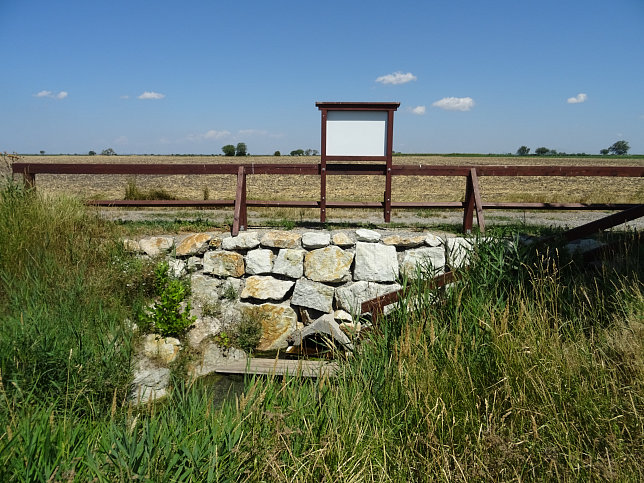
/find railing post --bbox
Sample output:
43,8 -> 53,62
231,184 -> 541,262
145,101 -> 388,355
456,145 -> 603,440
24,172 -> 36,190
232,166 -> 247,236
462,168 -> 485,234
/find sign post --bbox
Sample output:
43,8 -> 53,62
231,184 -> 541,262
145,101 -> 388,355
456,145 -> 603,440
316,102 -> 399,222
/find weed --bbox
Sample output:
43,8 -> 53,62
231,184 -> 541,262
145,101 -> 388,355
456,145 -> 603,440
222,283 -> 238,301
233,315 -> 263,353
138,261 -> 195,337
124,178 -> 176,200
213,331 -> 232,349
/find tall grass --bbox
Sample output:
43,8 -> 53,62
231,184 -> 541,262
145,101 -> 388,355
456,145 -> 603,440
1,179 -> 642,480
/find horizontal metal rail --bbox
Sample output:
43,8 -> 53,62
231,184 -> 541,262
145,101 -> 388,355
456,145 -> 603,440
12,162 -> 644,235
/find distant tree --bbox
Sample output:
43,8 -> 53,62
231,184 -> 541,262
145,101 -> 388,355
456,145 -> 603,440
88,150 -> 96,156
534,147 -> 549,156
101,148 -> 116,156
290,149 -> 305,156
222,144 -> 235,156
273,150 -> 281,156
235,142 -> 247,156
599,148 -> 610,155
516,146 -> 530,156
39,150 -> 45,155
608,140 -> 630,155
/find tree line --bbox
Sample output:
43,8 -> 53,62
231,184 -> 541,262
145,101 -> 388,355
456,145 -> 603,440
516,141 -> 630,156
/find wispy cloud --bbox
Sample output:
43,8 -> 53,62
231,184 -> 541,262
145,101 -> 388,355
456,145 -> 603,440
238,129 -> 268,136
187,130 -> 231,142
409,105 -> 426,115
138,91 -> 165,100
34,90 -> 68,99
120,95 -> 130,99
432,97 -> 475,111
375,71 -> 417,85
567,93 -> 587,104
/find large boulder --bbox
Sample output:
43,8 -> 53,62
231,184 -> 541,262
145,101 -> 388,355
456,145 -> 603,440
139,236 -> 174,257
260,231 -> 302,249
175,233 -> 212,257
239,303 -> 298,351
400,247 -> 445,278
240,276 -> 294,301
301,232 -> 330,249
381,234 -> 426,248
203,251 -> 245,278
245,249 -> 274,275
355,229 -> 381,242
335,281 -> 401,315
273,249 -> 305,279
221,232 -> 260,250
445,237 -> 472,269
304,246 -> 354,283
353,242 -> 399,282
290,314 -> 353,350
291,278 -> 335,313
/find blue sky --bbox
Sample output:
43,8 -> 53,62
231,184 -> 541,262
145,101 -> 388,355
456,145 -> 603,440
1,0 -> 643,155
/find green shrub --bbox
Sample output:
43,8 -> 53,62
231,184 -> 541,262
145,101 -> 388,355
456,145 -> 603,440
234,315 -> 263,353
138,262 -> 195,337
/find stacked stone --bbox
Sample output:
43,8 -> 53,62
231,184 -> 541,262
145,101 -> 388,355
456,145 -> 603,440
126,228 -> 474,356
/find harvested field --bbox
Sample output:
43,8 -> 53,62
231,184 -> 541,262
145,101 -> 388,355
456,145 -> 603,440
6,155 -> 643,226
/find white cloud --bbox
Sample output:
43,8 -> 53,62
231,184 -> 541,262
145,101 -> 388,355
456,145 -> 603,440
409,105 -> 426,115
432,97 -> 475,111
238,129 -> 269,136
187,130 -> 231,142
138,91 -> 165,100
34,90 -> 67,99
375,71 -> 417,85
567,93 -> 587,104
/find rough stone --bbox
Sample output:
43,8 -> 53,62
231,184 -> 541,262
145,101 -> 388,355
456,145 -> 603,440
260,231 -> 302,249
187,256 -> 203,272
291,278 -> 335,313
339,321 -> 362,337
354,242 -> 399,282
245,249 -> 274,275
301,232 -> 331,249
381,234 -> 426,248
273,249 -> 305,278
400,247 -> 445,278
209,236 -> 223,249
221,232 -> 260,250
123,238 -> 141,253
189,343 -> 246,379
355,228 -> 381,242
240,303 -> 298,351
333,309 -> 353,323
187,316 -> 222,348
425,233 -> 442,247
142,334 -> 181,364
131,359 -> 170,404
241,276 -> 294,301
220,278 -> 243,301
332,232 -> 354,247
203,251 -> 245,277
304,246 -> 354,283
191,273 -> 222,302
167,259 -> 187,278
445,237 -> 472,269
290,314 -> 353,350
139,236 -> 174,257
335,281 -> 402,315
175,233 -> 212,257
566,238 -> 604,254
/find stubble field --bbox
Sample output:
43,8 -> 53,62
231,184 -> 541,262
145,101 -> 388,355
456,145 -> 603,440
6,154 -> 643,226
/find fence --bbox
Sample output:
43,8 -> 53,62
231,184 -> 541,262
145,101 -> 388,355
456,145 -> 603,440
12,162 -> 644,235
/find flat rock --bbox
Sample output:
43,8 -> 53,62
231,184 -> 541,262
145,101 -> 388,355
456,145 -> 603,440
333,309 -> 353,323
425,233 -> 442,247
191,273 -> 222,302
445,237 -> 472,269
273,249 -> 305,278
290,314 -> 353,350
245,249 -> 274,275
167,259 -> 186,278
301,232 -> 331,249
122,238 -> 141,253
332,232 -> 354,247
175,233 -> 212,257
240,303 -> 298,351
260,230 -> 302,249
566,238 -> 604,254
187,256 -> 203,272
221,232 -> 260,250
131,359 -> 170,404
304,246 -> 354,283
291,278 -> 335,313
187,316 -> 223,348
203,251 -> 245,277
355,228 -> 381,242
400,247 -> 445,278
142,334 -> 181,364
381,234 -> 426,248
189,343 -> 246,379
335,281 -> 402,315
139,236 -> 174,257
354,242 -> 399,282
240,275 -> 294,301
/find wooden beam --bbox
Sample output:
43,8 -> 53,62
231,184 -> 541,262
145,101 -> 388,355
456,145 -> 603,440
214,358 -> 339,378
232,166 -> 247,236
470,168 -> 485,234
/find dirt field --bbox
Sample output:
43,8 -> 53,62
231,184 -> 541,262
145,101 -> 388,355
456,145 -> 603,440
5,154 -> 643,228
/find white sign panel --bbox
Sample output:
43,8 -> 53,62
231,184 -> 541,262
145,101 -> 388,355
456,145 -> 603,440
326,110 -> 387,157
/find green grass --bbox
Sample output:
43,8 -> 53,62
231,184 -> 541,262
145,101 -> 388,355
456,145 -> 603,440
1,179 -> 642,481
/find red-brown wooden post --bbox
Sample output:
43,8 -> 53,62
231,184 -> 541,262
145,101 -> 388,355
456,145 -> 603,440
462,168 -> 485,233
320,108 -> 327,222
470,168 -> 485,234
463,173 -> 475,233
23,172 -> 35,189
232,166 -> 247,236
384,109 -> 394,222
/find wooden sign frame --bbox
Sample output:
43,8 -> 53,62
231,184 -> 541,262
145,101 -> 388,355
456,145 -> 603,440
316,101 -> 400,221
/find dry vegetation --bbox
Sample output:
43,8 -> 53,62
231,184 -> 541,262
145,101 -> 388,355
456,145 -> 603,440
14,155 -> 644,206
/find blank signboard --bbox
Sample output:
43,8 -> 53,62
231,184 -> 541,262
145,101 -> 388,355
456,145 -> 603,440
325,110 -> 387,157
